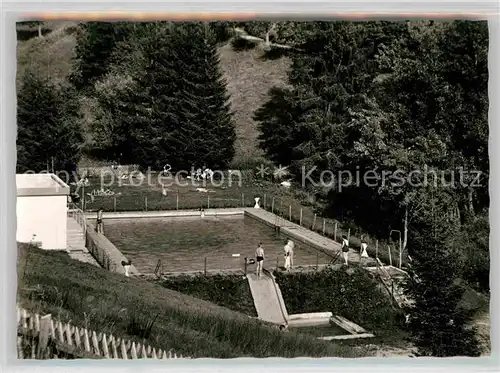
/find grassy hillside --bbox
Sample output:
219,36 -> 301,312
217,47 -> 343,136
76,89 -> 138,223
16,22 -> 79,87
15,22 -> 291,166
17,244 -> 361,358
218,42 -> 291,165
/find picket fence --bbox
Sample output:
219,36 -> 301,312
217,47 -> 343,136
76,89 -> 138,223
17,306 -> 187,360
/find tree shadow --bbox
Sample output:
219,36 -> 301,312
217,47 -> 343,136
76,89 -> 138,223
259,47 -> 291,61
230,38 -> 258,51
16,28 -> 53,41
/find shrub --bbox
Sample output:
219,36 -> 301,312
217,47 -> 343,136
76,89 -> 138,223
157,274 -> 257,317
274,267 -> 402,331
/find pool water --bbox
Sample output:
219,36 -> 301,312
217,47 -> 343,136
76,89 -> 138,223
104,215 -> 333,273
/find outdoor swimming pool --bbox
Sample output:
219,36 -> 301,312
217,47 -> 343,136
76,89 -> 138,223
104,215 -> 334,273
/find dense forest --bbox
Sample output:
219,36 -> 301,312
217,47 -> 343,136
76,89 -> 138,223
16,20 -> 489,356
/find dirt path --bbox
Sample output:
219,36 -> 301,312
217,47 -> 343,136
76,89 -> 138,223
473,309 -> 491,356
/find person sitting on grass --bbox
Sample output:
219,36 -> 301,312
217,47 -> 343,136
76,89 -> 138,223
255,243 -> 265,278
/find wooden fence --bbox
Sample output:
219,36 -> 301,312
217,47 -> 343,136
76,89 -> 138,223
17,306 -> 187,360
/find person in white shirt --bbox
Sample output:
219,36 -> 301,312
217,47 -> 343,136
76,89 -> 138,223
360,240 -> 369,259
288,239 -> 295,268
162,163 -> 172,177
255,243 -> 265,277
283,241 -> 291,270
341,235 -> 349,265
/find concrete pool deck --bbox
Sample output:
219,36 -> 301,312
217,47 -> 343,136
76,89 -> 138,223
79,207 -> 387,337
84,208 -> 244,220
244,208 -> 366,264
139,263 -> 354,279
85,207 -> 365,265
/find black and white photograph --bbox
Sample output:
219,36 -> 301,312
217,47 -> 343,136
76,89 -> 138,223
14,18 -> 490,360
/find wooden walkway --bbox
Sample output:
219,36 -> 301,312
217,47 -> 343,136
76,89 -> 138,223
244,208 -> 409,310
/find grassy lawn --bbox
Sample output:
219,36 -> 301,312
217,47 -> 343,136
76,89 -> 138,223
17,244 -> 366,358
76,174 -> 273,212
218,42 -> 291,166
103,215 -> 333,274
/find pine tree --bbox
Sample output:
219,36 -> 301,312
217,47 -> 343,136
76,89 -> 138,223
17,72 -> 83,173
91,22 -> 180,168
92,22 -> 236,171
255,21 -> 408,180
70,22 -> 132,92
404,191 -> 480,357
168,22 -> 236,170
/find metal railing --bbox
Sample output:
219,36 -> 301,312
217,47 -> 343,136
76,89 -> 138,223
68,203 -> 87,237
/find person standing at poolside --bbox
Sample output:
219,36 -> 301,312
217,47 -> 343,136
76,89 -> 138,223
283,241 -> 291,271
96,207 -> 104,234
288,239 -> 295,268
360,240 -> 369,259
341,235 -> 349,265
255,243 -> 265,277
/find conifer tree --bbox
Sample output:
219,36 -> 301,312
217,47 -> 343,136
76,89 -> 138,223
92,22 -> 180,168
70,22 -> 132,92
404,190 -> 480,357
173,22 -> 236,170
17,72 -> 83,173
92,22 -> 236,171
